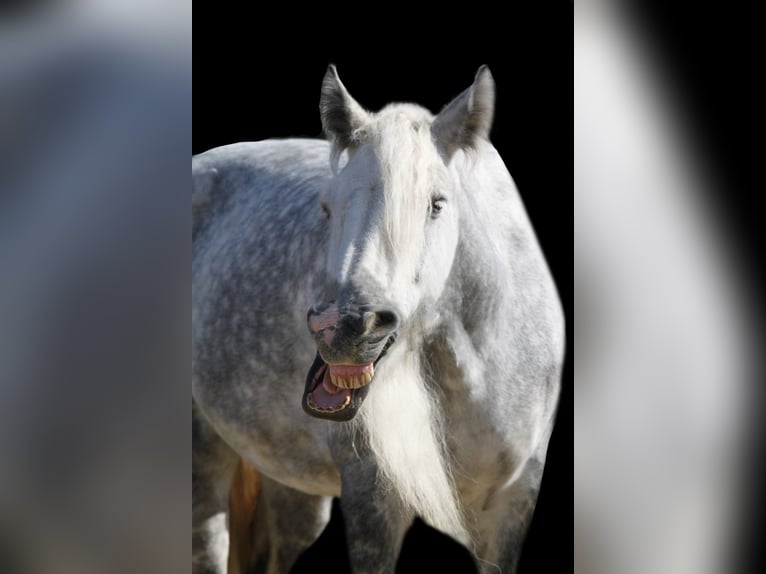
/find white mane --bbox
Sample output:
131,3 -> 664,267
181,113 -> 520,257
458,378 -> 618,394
353,341 -> 471,546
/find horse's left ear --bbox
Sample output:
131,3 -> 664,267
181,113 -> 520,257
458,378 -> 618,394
431,66 -> 495,160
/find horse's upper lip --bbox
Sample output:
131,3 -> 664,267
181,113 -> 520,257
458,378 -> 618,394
319,332 -> 397,372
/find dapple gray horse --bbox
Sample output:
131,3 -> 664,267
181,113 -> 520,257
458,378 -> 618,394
192,65 -> 563,573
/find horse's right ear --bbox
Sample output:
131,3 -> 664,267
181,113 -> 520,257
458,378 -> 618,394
320,65 -> 369,152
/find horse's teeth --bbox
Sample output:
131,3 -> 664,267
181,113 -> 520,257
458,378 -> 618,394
327,368 -> 374,389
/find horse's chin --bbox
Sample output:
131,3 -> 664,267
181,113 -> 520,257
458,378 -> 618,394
302,336 -> 396,422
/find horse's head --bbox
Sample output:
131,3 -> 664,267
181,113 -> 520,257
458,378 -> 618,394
303,65 -> 495,421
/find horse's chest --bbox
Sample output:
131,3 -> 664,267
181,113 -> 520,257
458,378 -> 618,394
451,422 -> 518,472
449,426 -> 524,511
442,389 -> 534,499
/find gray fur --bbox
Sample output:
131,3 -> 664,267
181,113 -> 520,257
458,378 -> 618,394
192,68 -> 563,573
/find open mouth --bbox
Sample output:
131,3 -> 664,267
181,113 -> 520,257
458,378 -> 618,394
302,335 -> 396,421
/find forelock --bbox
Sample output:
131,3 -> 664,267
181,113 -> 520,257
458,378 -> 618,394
370,105 -> 446,252
329,104 -> 450,284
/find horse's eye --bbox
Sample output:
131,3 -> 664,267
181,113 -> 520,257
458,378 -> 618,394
430,197 -> 446,219
320,202 -> 331,219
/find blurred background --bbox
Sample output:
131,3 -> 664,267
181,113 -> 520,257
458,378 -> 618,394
0,1 -> 191,573
575,3 -> 764,573
1,1 -> 764,573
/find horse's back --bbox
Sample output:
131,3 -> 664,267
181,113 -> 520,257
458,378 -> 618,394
192,139 -> 331,240
192,139 -> 330,180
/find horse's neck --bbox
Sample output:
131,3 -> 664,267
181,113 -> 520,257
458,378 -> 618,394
451,174 -> 519,344
448,237 -> 512,362
428,156 -> 543,386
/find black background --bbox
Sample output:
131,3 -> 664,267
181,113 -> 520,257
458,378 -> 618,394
194,5 -> 573,572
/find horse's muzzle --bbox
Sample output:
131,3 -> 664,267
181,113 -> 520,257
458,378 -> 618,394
303,302 -> 399,421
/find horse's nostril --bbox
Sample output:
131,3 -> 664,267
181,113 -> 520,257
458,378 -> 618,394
363,309 -> 400,335
377,310 -> 399,329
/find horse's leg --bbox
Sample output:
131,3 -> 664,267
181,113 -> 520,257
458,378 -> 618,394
193,402 -> 239,574
340,462 -> 414,574
470,456 -> 545,574
227,457 -> 261,573
245,475 -> 333,574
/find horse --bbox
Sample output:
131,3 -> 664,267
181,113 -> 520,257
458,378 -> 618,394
192,65 -> 564,574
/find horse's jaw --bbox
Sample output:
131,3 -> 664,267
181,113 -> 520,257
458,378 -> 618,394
302,335 -> 396,422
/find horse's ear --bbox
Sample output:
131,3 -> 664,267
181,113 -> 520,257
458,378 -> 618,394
320,65 -> 369,151
431,66 -> 495,160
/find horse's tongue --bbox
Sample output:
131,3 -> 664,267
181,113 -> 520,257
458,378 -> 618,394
311,368 -> 352,410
